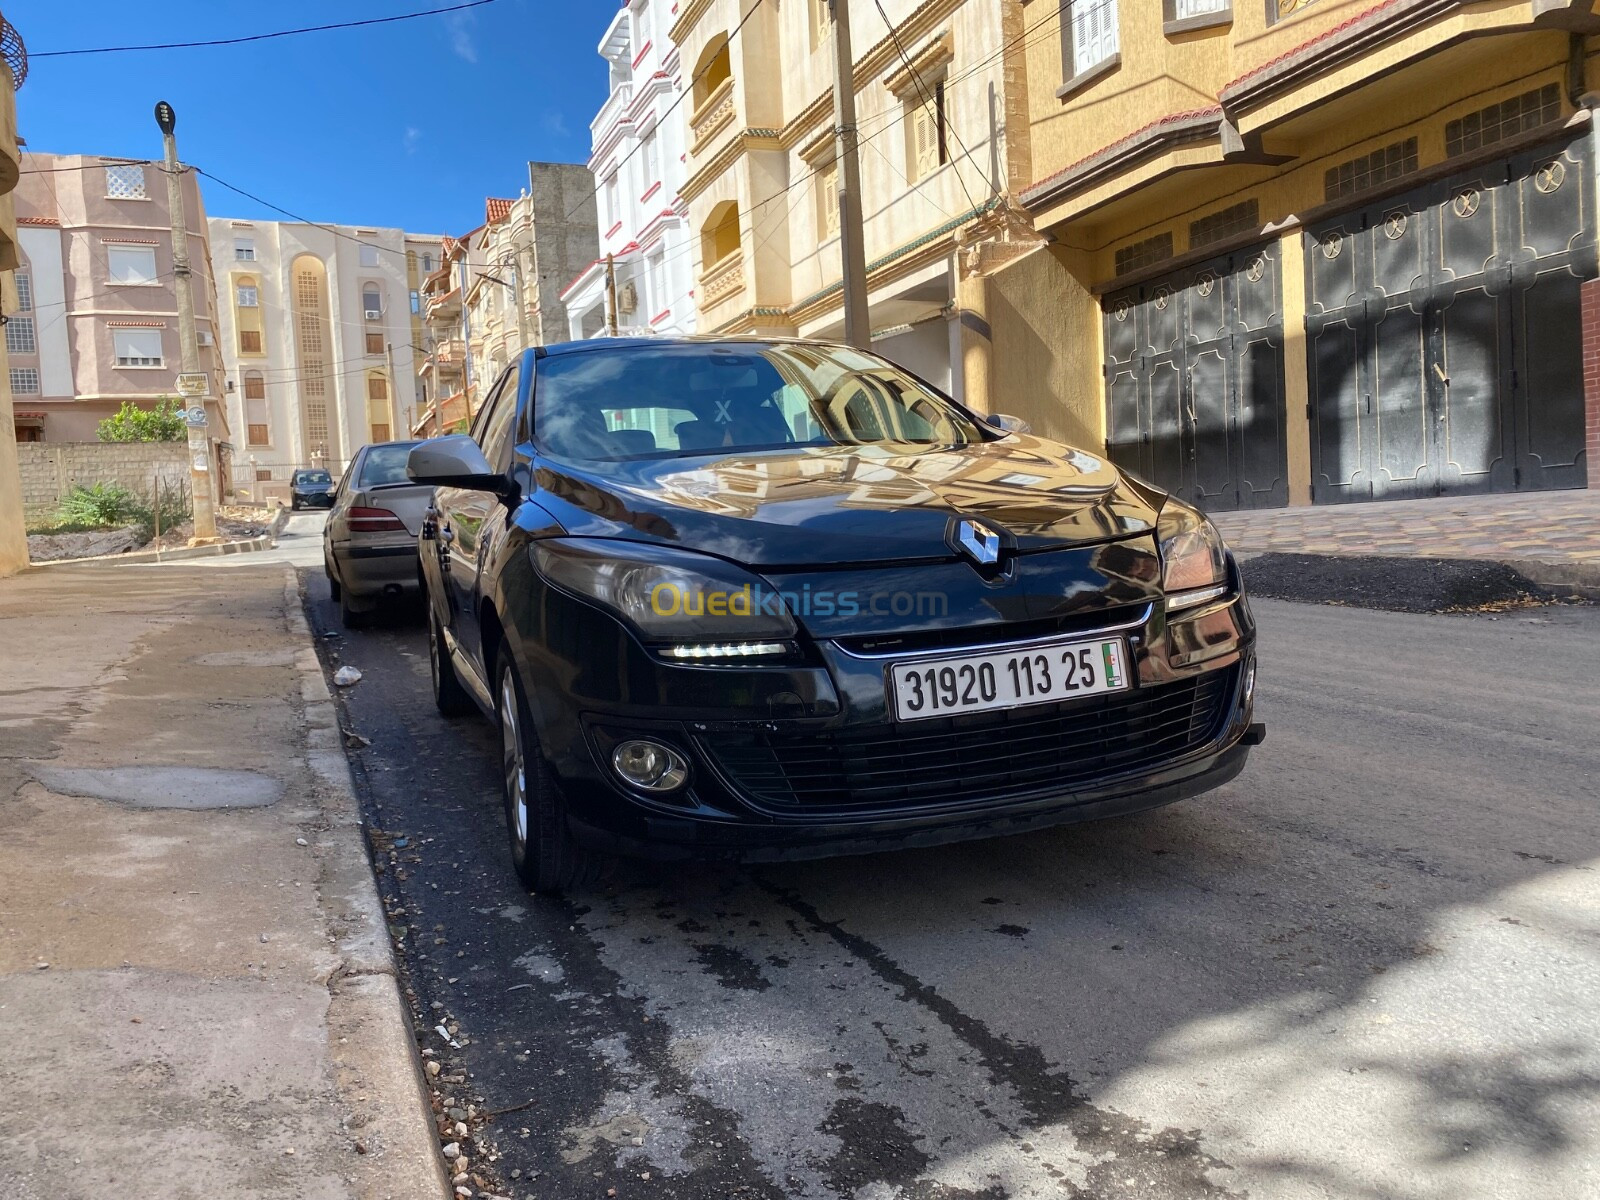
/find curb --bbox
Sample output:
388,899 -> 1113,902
32,532 -> 274,568
1237,549 -> 1600,601
280,569 -> 454,1200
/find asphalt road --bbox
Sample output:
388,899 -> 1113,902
303,566 -> 1600,1200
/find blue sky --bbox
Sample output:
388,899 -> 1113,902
14,0 -> 609,236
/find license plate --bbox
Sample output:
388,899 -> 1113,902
889,637 -> 1131,722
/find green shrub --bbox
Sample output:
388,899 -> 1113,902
97,397 -> 186,443
53,482 -> 141,528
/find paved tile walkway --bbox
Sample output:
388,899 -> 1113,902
1211,488 -> 1600,563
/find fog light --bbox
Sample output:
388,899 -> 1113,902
611,739 -> 689,792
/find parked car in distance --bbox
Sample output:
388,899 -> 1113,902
289,468 -> 336,510
323,440 -> 431,627
409,338 -> 1263,894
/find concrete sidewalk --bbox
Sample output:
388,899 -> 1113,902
1212,488 -> 1600,592
0,562 -> 449,1199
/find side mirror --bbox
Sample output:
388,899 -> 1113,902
986,412 -> 1031,435
407,435 -> 514,497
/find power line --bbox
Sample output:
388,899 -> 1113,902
32,0 -> 498,58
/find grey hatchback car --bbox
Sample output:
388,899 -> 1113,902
323,441 -> 433,627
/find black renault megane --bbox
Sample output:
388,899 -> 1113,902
408,338 -> 1262,894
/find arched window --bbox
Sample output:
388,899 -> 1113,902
692,34 -> 731,110
700,200 -> 742,268
235,273 -> 264,354
362,285 -> 382,318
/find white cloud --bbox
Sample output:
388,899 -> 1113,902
403,126 -> 422,155
444,13 -> 477,63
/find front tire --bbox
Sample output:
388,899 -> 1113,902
291,498 -> 301,511
497,654 -> 600,896
428,609 -> 474,717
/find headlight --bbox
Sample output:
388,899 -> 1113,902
1158,502 -> 1229,612
533,538 -> 797,649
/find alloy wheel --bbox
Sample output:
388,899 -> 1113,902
501,674 -> 528,846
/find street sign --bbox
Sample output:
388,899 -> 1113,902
176,372 -> 208,398
183,405 -> 208,428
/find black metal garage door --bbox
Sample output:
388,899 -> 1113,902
1104,244 -> 1290,512
1305,134 -> 1595,502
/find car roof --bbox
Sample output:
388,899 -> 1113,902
534,334 -> 839,360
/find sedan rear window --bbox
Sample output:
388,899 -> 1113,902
359,442 -> 422,487
533,343 -> 986,463
296,471 -> 332,485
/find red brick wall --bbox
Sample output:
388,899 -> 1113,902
1585,278 -> 1600,487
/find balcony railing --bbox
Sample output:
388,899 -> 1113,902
1267,0 -> 1325,23
592,82 -> 634,139
699,252 -> 746,307
690,78 -> 737,154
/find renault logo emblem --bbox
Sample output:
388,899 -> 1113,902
954,518 -> 1001,566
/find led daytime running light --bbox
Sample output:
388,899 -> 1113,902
660,641 -> 789,660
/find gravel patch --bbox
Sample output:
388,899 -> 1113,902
1240,553 -> 1565,613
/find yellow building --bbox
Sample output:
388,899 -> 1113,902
0,12 -> 26,576
975,0 -> 1600,509
672,0 -> 1037,396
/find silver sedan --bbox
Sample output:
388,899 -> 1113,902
323,441 -> 433,627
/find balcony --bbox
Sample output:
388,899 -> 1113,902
418,338 -> 465,381
592,82 -> 634,142
690,78 -> 736,155
424,286 -> 460,322
699,252 -> 746,308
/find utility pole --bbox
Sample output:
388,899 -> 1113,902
829,0 -> 871,349
156,100 -> 219,542
384,342 -> 398,440
605,253 -> 620,337
510,249 -> 532,351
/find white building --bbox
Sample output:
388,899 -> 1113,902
562,0 -> 696,340
206,218 -> 440,500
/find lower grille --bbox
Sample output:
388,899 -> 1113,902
699,668 -> 1236,815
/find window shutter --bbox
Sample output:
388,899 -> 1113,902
913,102 -> 938,179
821,164 -> 840,237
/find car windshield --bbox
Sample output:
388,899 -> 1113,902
297,471 -> 332,485
359,442 -> 421,487
533,343 -> 987,463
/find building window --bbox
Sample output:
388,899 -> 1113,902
1061,0 -> 1120,82
817,158 -> 840,240
907,81 -> 949,181
107,244 -> 159,285
367,372 -> 391,443
255,468 -> 273,482
410,289 -> 421,315
809,0 -> 830,51
104,163 -> 148,200
359,242 -> 381,268
6,316 -> 36,355
15,273 -> 31,312
236,283 -> 259,307
701,201 -> 742,269
642,129 -> 660,189
1446,85 -> 1561,158
234,237 -> 256,261
1189,199 -> 1259,250
1325,138 -> 1418,202
604,174 -> 621,229
646,248 -> 666,314
240,329 -> 263,353
1167,0 -> 1229,25
366,331 -> 385,356
362,285 -> 382,318
10,366 -> 40,394
422,253 -> 433,273
1114,232 -> 1174,277
244,370 -> 269,445
113,328 -> 164,367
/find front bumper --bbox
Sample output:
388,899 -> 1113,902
516,549 -> 1260,862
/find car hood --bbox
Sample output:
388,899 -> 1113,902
529,435 -> 1160,567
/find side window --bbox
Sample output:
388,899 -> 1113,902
475,363 -> 521,471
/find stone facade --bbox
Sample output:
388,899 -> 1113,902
18,441 -> 190,523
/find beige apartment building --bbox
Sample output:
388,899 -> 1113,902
0,10 -> 26,576
205,216 -> 439,499
10,153 -> 229,453
672,0 -> 1033,395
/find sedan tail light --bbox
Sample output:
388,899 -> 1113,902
347,506 -> 407,533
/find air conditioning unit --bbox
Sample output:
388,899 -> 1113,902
198,330 -> 215,347
365,309 -> 382,320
